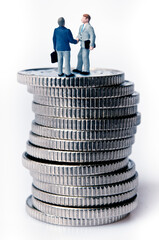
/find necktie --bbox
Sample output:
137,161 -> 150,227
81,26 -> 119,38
81,24 -> 84,32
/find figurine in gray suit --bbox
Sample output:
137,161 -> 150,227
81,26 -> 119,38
73,14 -> 96,75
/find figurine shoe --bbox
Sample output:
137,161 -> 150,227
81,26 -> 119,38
58,73 -> 65,77
80,71 -> 90,75
72,69 -> 82,74
65,73 -> 75,77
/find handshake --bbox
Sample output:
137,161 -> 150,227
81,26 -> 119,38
76,38 -> 94,50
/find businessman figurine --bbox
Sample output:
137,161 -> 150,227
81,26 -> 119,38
73,14 -> 96,75
53,17 -> 78,77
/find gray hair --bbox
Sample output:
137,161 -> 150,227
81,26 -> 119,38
58,17 -> 65,26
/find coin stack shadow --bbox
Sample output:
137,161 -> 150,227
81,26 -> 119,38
17,68 -> 141,226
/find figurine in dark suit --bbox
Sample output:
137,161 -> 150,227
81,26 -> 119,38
53,17 -> 78,77
73,14 -> 96,75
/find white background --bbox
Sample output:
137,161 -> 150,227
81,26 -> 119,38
0,0 -> 159,239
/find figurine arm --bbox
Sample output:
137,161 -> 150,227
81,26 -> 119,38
89,27 -> 96,48
53,29 -> 56,50
67,29 -> 78,44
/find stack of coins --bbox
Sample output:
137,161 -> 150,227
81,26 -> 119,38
17,68 -> 141,226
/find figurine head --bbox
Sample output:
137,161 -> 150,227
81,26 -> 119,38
81,14 -> 91,24
58,17 -> 65,27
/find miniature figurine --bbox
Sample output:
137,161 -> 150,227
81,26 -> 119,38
53,17 -> 78,77
73,14 -> 96,75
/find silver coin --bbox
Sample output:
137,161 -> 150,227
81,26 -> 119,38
30,160 -> 135,186
32,102 -> 138,119
34,112 -> 141,130
26,196 -> 130,226
31,121 -> 137,140
33,92 -> 139,108
32,173 -> 138,197
17,68 -> 124,87
29,131 -> 135,151
26,141 -> 132,162
32,184 -> 137,207
27,81 -> 134,98
31,194 -> 137,219
22,152 -> 129,176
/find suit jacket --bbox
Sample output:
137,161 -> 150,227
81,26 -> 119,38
77,23 -> 96,48
53,26 -> 77,51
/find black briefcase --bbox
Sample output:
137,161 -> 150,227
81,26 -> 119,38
84,40 -> 96,49
50,51 -> 58,63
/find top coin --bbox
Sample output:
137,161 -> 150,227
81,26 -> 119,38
17,68 -> 124,88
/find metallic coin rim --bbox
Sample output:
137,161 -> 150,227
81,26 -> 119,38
32,184 -> 138,206
22,152 -> 129,175
32,102 -> 138,118
31,194 -> 138,219
32,173 -> 138,197
29,131 -> 135,151
17,68 -> 125,88
33,91 -> 139,108
34,112 -> 141,130
31,121 -> 137,140
30,160 -> 135,186
26,141 -> 132,162
27,80 -> 134,98
26,196 -> 130,226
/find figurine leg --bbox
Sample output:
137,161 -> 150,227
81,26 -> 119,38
64,51 -> 71,75
76,48 -> 83,71
82,48 -> 90,72
57,51 -> 63,75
